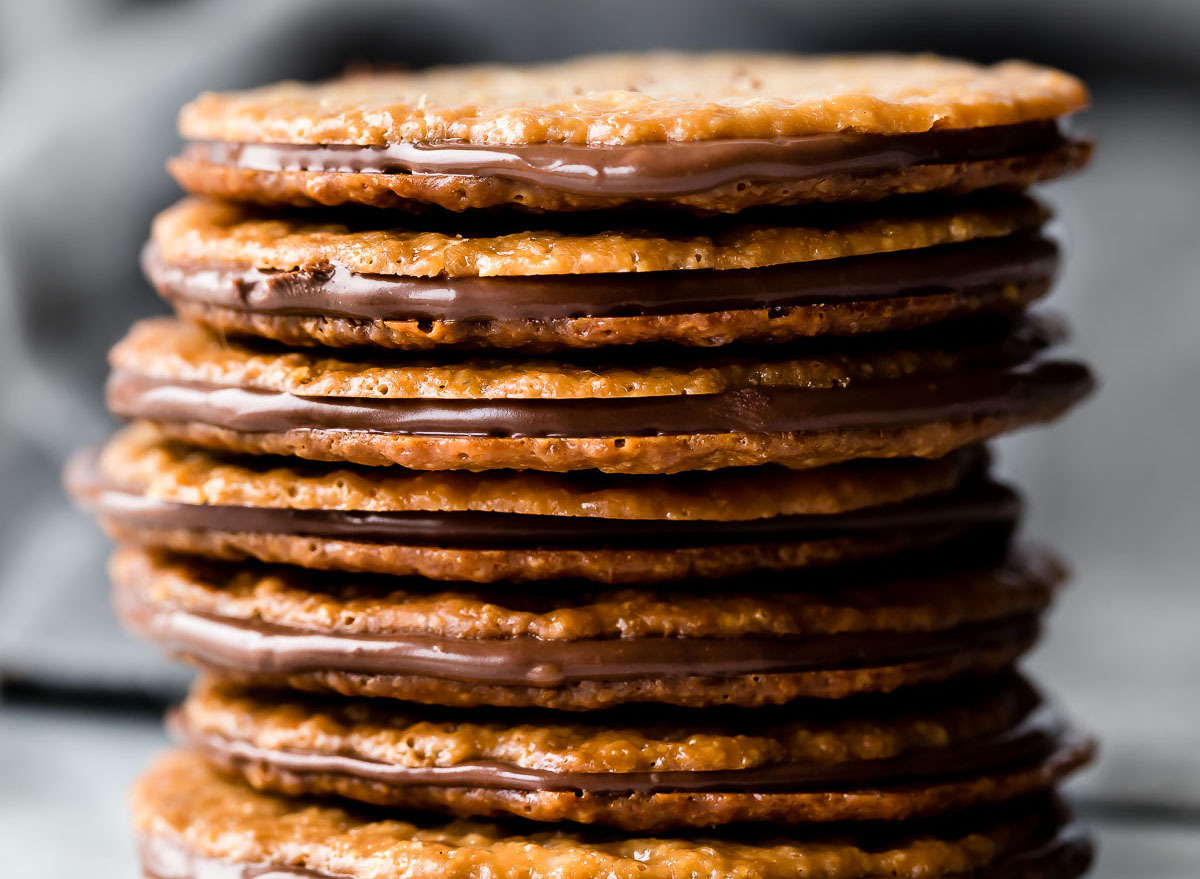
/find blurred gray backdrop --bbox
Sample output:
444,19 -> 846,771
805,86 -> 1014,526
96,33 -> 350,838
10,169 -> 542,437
0,0 -> 1197,852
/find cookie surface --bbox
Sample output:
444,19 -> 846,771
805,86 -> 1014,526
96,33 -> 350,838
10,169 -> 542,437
176,673 -> 1092,829
170,53 -> 1090,212
148,195 -> 1054,350
105,316 -> 1093,474
69,424 -> 1014,583
134,751 -> 1093,879
110,546 -> 1057,708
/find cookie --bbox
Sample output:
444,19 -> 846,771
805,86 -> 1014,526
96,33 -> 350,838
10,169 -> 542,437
104,316 -> 1093,474
147,194 -> 1055,350
68,424 -> 1015,583
134,751 -> 1093,879
174,673 -> 1093,829
169,53 -> 1090,213
109,546 -> 1058,708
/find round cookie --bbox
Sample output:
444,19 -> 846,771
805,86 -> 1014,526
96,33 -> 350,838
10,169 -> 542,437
147,195 -> 1056,350
134,751 -> 1093,879
169,53 -> 1090,213
104,316 -> 1093,474
109,546 -> 1059,708
68,424 -> 1014,583
175,673 -> 1093,829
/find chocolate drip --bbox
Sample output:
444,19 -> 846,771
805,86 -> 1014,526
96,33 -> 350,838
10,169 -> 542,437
176,706 -> 1062,794
143,234 -> 1057,322
117,591 -> 1040,686
184,121 -> 1070,197
105,361 -> 1093,439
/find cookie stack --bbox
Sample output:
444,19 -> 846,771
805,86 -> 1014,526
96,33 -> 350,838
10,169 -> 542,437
68,54 -> 1097,879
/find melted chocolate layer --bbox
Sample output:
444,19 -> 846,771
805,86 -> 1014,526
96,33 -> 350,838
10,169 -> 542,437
67,448 -> 1017,548
184,121 -> 1070,197
105,361 -> 1093,439
143,234 -> 1057,322
117,590 -> 1040,686
176,706 -> 1061,794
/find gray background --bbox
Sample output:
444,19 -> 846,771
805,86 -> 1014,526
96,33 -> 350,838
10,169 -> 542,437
1,0 -> 1198,876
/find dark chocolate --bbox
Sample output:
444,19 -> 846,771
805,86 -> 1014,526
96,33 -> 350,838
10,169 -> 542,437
104,361 -> 1093,439
66,448 -> 1017,548
183,121 -> 1070,197
117,591 -> 1040,686
176,706 -> 1062,794
142,234 -> 1057,322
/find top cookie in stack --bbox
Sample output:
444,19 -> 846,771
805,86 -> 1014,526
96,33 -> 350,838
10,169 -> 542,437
75,53 -> 1098,879
170,52 -> 1089,214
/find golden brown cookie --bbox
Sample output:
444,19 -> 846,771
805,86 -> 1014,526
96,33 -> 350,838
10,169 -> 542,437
133,751 -> 1093,879
147,195 -> 1055,350
175,673 -> 1093,829
169,53 -> 1090,213
109,546 -> 1058,708
104,316 -> 1093,474
67,424 -> 1014,583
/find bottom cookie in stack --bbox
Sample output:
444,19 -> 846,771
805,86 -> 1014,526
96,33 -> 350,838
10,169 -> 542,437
134,751 -> 1093,879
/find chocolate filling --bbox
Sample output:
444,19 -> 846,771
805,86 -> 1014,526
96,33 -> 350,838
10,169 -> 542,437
142,234 -> 1057,322
183,120 -> 1071,197
117,588 -> 1040,686
66,448 -> 1017,549
175,705 -> 1062,794
136,822 -> 1092,879
105,361 -> 1093,439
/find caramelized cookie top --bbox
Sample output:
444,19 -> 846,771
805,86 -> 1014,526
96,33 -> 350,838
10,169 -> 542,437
110,546 -> 1057,643
94,422 -> 978,520
179,53 -> 1087,147
150,194 -> 1046,277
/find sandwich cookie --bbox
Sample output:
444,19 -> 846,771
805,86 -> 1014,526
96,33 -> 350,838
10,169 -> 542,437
147,194 -> 1056,350
174,673 -> 1093,829
134,751 -> 1093,879
109,546 -> 1058,708
104,316 -> 1093,473
68,424 -> 1014,583
170,53 -> 1090,213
